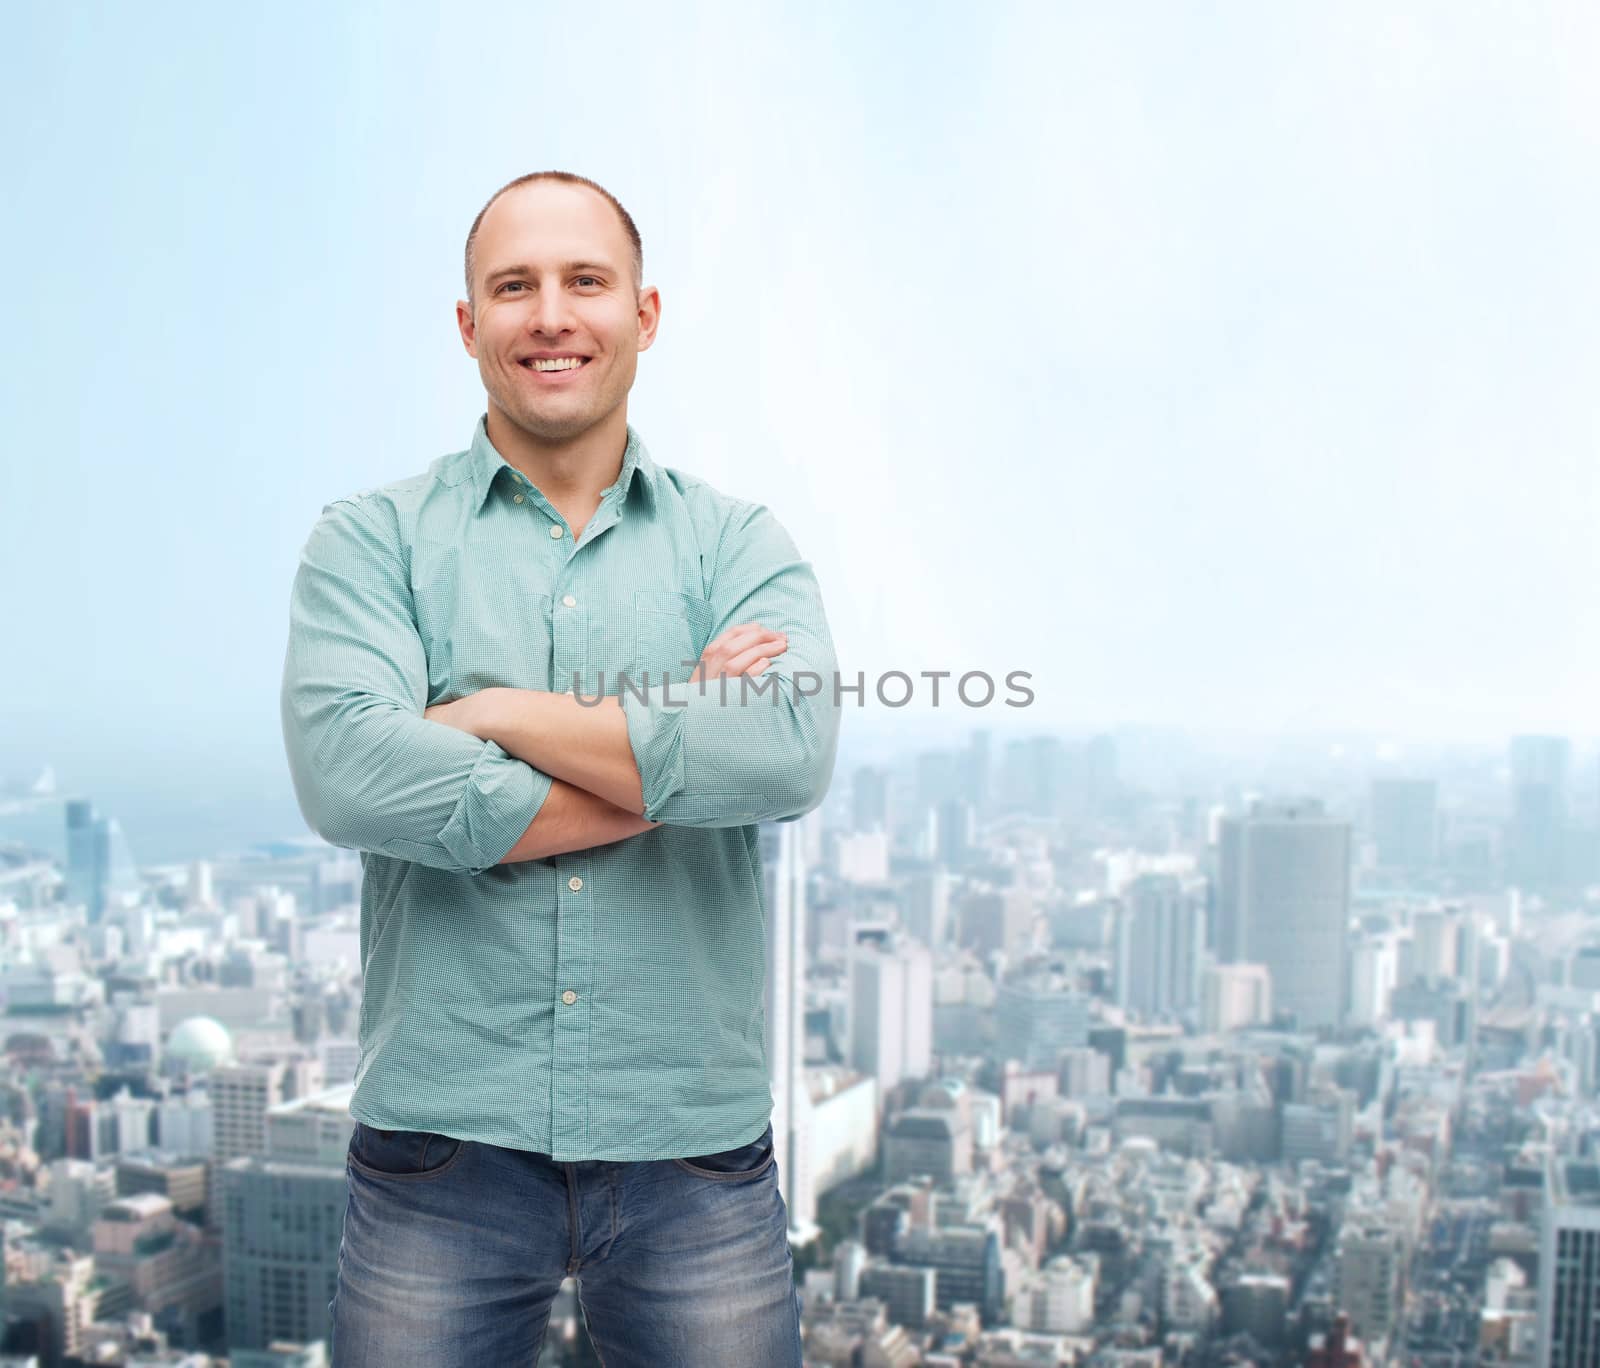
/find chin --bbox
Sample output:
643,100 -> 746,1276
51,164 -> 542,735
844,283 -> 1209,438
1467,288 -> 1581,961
508,404 -> 592,442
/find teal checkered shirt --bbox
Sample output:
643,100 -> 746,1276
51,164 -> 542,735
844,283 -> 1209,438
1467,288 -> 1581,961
280,415 -> 841,1161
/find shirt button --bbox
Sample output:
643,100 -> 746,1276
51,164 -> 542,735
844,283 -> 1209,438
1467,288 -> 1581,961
513,493 -> 525,504
549,525 -> 565,539
561,594 -> 577,608
568,876 -> 583,892
562,990 -> 577,1005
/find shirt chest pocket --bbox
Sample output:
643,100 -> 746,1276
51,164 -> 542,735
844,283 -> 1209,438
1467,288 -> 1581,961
633,588 -> 715,685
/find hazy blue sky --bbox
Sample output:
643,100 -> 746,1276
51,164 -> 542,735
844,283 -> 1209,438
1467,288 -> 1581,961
3,2 -> 1595,855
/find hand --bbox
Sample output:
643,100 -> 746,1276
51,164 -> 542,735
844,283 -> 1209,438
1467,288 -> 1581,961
424,688 -> 502,739
689,622 -> 788,685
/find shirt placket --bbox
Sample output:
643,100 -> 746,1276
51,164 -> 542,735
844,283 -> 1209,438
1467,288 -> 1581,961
508,468 -> 625,1160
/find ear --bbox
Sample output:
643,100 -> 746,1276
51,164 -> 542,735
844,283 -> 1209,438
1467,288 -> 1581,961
455,299 -> 478,358
635,284 -> 662,353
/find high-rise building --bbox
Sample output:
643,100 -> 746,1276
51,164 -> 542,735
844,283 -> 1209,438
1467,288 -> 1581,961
935,798 -> 976,871
1539,1156 -> 1600,1366
65,798 -> 140,925
956,888 -> 1035,959
220,1087 -> 353,1354
1215,799 -> 1351,1030
961,730 -> 992,820
1370,778 -> 1438,872
994,977 -> 1091,1070
903,869 -> 952,951
848,931 -> 933,1099
1510,735 -> 1571,888
852,765 -> 890,834
1346,935 -> 1399,1028
1201,962 -> 1273,1034
211,1059 -> 325,1167
761,816 -> 817,1243
1408,906 -> 1460,981
1337,1226 -> 1402,1343
1114,874 -> 1206,1021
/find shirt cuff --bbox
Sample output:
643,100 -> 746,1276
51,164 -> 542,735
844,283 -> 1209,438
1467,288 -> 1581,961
619,684 -> 687,822
437,739 -> 554,873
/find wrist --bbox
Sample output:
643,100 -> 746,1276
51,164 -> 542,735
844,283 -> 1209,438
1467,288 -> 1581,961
476,686 -> 515,744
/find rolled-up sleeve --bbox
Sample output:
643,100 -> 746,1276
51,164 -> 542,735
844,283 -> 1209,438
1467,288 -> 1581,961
280,496 -> 553,874
618,501 -> 842,828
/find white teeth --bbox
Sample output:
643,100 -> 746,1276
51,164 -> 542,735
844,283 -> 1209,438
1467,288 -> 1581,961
526,357 -> 586,372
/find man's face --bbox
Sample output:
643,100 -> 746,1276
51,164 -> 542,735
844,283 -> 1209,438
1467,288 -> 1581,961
456,181 -> 658,445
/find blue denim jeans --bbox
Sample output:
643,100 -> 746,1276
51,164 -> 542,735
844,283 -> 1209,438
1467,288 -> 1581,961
329,1118 -> 802,1366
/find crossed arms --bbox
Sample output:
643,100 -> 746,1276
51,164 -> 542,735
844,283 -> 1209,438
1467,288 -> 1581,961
279,494 -> 841,874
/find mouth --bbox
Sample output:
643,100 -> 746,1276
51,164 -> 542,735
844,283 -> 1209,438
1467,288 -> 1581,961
519,356 -> 592,383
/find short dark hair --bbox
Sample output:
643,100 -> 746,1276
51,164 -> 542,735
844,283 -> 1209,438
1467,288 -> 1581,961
463,171 -> 643,310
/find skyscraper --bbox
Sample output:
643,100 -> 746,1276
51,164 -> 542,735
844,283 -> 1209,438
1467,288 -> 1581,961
1370,778 -> 1438,872
1510,735 -> 1571,888
1215,799 -> 1352,1030
848,930 -> 933,1099
1114,874 -> 1207,1021
1539,1156 -> 1600,1366
852,765 -> 890,834
760,815 -> 817,1242
64,798 -> 140,925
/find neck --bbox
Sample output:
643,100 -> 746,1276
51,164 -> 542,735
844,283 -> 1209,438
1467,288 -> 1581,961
485,402 -> 630,503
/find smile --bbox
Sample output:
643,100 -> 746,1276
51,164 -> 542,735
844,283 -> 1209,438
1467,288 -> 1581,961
520,357 -> 591,376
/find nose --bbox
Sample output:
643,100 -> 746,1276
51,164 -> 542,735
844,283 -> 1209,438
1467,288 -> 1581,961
525,279 -> 577,339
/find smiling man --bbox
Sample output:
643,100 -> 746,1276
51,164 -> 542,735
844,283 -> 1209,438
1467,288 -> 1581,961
280,171 -> 841,1367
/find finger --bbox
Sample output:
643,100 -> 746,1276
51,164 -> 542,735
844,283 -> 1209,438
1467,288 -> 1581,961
711,623 -> 786,654
704,635 -> 786,676
723,641 -> 786,676
699,630 -> 785,672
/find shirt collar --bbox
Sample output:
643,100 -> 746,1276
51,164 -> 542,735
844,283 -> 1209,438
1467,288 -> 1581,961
452,412 -> 657,514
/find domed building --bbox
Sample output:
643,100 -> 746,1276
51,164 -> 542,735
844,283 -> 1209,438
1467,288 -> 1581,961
162,1015 -> 235,1077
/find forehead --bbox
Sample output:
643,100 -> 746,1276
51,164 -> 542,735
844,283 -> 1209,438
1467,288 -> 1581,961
474,182 -> 628,277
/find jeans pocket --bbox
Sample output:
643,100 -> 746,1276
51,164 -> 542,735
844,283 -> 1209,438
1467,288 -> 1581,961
672,1122 -> 776,1181
347,1121 -> 466,1181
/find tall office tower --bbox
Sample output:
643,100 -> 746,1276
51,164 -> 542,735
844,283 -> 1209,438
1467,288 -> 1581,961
1407,906 -> 1459,981
1337,1226 -> 1402,1344
848,930 -> 933,1099
1510,735 -> 1571,888
210,1059 -> 324,1167
1346,935 -> 1399,1028
220,1087 -> 354,1354
1370,778 -> 1438,872
853,765 -> 890,834
1113,874 -> 1207,1021
760,816 -> 817,1243
936,798 -> 976,871
1215,800 -> 1352,1030
1213,816 -> 1246,963
955,887 -> 1035,959
903,869 -> 953,950
962,729 -> 992,820
1539,1157 -> 1600,1366
994,977 -> 1091,1069
64,798 -> 140,925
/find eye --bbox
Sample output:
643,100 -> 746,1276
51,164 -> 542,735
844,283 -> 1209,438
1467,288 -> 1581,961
576,276 -> 602,288
497,282 -> 526,294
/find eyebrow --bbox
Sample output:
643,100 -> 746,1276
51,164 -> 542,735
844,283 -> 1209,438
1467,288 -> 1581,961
483,262 -> 616,288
